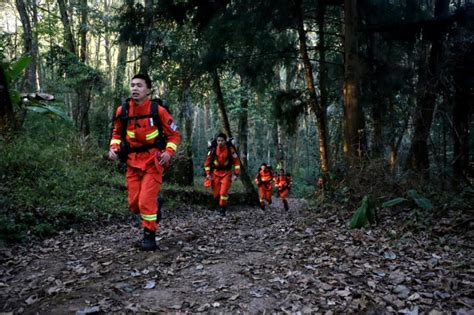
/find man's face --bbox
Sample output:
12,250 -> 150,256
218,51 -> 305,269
130,78 -> 150,103
217,137 -> 226,147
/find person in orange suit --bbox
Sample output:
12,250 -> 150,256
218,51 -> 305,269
255,163 -> 274,210
204,133 -> 240,216
274,168 -> 292,211
108,74 -> 180,251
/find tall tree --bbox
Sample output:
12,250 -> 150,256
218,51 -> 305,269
0,65 -> 15,134
58,0 -> 76,55
212,69 -> 232,137
452,19 -> 473,180
293,0 -> 330,175
58,0 -> 96,137
238,76 -> 249,169
406,0 -> 449,176
79,0 -> 88,63
113,42 -> 128,112
343,0 -> 366,168
15,0 -> 37,92
139,0 -> 155,75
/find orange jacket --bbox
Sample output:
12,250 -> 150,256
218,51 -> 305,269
274,174 -> 292,191
255,169 -> 273,186
109,98 -> 181,170
204,144 -> 240,176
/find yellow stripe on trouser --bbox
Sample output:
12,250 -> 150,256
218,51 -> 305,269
141,214 -> 157,221
220,195 -> 228,200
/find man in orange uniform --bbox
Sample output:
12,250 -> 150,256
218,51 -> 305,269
109,74 -> 180,251
255,163 -> 274,210
204,133 -> 240,216
274,168 -> 292,211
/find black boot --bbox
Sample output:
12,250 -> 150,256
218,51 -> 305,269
142,228 -> 157,251
260,202 -> 265,210
283,199 -> 289,211
219,206 -> 227,216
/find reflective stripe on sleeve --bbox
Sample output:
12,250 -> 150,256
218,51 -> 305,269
110,139 -> 121,145
166,142 -> 177,151
127,130 -> 135,138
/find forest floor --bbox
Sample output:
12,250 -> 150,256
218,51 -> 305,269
0,198 -> 473,314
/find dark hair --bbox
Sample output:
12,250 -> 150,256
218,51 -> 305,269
216,133 -> 227,139
132,74 -> 152,88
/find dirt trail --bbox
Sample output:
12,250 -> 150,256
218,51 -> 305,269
0,198 -> 472,314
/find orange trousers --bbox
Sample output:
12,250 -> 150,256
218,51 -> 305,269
278,188 -> 289,198
258,183 -> 273,203
126,163 -> 163,232
212,171 -> 232,207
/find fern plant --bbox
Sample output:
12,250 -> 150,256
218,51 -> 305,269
382,189 -> 433,210
1,54 -> 68,121
349,196 -> 376,229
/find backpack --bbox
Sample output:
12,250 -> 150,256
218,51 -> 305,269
115,98 -> 170,162
207,136 -> 238,171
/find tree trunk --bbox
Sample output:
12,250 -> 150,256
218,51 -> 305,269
452,61 -> 471,179
406,0 -> 449,176
0,66 -> 16,134
76,0 -> 90,137
178,78 -> 194,185
76,85 -> 92,137
16,0 -> 37,92
316,0 -> 330,173
58,0 -> 76,55
113,41 -> 128,118
59,0 -> 91,137
368,33 -> 384,157
30,1 -> 40,90
294,0 -> 330,176
238,76 -> 249,170
181,79 -> 194,145
343,0 -> 366,168
211,69 -> 256,196
139,0 -> 154,75
211,69 -> 232,136
204,98 -> 210,140
79,0 -> 87,63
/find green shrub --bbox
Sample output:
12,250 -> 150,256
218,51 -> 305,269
32,223 -> 56,237
382,189 -> 433,210
349,195 -> 376,229
0,113 -> 127,243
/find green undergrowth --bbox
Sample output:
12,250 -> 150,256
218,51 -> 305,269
0,114 -> 127,244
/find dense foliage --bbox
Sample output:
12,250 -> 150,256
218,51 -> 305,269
0,114 -> 127,243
